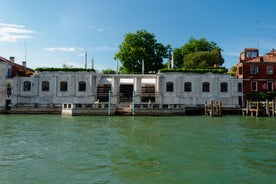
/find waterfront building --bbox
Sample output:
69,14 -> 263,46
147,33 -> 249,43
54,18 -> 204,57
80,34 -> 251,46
0,56 -> 34,110
234,48 -> 276,102
11,70 -> 242,111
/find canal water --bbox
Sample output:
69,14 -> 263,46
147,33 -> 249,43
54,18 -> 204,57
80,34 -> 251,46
0,115 -> 275,184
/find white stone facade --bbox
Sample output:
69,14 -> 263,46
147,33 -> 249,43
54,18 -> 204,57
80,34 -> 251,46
11,71 -> 243,107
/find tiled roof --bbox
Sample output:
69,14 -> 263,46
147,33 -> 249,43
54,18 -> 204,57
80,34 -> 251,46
0,56 -> 10,62
245,50 -> 276,63
0,56 -> 34,71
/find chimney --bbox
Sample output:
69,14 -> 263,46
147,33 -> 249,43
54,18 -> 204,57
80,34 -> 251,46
10,56 -> 15,63
22,61 -> 26,67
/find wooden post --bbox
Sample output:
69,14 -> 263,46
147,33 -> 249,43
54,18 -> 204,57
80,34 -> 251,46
219,100 -> 222,116
246,100 -> 249,115
216,101 -> 219,114
272,99 -> 275,116
256,101 -> 259,117
204,101 -> 207,115
266,99 -> 269,116
210,100 -> 214,116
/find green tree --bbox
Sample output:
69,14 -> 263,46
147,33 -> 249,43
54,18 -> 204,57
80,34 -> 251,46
172,48 -> 184,68
174,37 -> 224,68
102,69 -> 116,74
115,30 -> 171,74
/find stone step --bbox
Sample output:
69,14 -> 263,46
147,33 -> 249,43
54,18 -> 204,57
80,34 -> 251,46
115,107 -> 132,115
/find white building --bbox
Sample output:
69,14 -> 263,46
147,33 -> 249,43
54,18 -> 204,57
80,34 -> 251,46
11,71 -> 243,108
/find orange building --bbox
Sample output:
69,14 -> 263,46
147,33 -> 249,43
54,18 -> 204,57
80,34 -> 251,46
234,48 -> 276,102
0,56 -> 34,110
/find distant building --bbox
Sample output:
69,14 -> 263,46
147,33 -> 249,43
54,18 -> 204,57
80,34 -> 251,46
234,48 -> 276,101
0,56 -> 34,110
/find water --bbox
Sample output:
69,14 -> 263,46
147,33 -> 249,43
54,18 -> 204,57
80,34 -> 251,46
0,115 -> 275,184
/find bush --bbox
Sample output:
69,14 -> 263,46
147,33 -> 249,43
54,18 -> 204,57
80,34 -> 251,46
35,68 -> 96,72
159,67 -> 228,74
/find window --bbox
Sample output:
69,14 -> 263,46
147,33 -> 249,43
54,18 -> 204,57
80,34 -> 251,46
42,81 -> 49,91
78,81 -> 86,91
23,81 -> 31,91
202,82 -> 210,92
267,81 -> 273,91
251,81 -> 257,91
238,82 -> 242,92
246,51 -> 257,58
7,83 -> 11,97
267,65 -> 273,75
166,82 -> 174,92
60,81 -> 68,91
238,67 -> 242,75
220,82 -> 228,92
251,65 -> 259,74
6,67 -> 11,78
184,82 -> 192,92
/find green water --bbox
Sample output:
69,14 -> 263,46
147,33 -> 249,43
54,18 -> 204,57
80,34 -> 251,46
0,115 -> 275,184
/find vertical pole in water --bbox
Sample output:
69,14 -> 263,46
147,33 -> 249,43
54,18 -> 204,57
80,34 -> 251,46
219,100 -> 222,116
204,101 -> 207,115
210,100 -> 214,116
108,90 -> 111,115
266,99 -> 269,116
132,90 -> 135,116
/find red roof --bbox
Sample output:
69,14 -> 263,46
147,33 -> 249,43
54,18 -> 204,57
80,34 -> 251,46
244,49 -> 276,63
0,56 -> 34,72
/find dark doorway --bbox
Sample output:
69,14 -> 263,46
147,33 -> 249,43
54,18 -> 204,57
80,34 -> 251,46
5,99 -> 11,110
119,84 -> 133,102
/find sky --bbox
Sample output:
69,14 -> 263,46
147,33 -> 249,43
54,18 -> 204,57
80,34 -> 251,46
0,0 -> 276,71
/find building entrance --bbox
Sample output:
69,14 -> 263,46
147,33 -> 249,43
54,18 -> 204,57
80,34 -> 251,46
119,84 -> 133,103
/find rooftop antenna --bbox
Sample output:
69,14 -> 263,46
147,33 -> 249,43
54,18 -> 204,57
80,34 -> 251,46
24,39 -> 27,62
91,57 -> 94,70
171,52 -> 174,69
256,20 -> 260,50
84,52 -> 87,69
116,59 -> 118,74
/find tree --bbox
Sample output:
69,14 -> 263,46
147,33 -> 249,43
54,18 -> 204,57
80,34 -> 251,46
174,37 -> 224,68
102,69 -> 116,74
115,30 -> 171,74
172,48 -> 184,68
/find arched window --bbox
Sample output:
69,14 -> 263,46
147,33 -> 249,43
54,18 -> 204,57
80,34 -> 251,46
60,81 -> 68,91
42,81 -> 50,91
184,82 -> 192,92
23,81 -> 31,91
166,82 -> 174,92
202,82 -> 210,92
78,81 -> 86,91
7,83 -> 11,96
220,82 -> 228,92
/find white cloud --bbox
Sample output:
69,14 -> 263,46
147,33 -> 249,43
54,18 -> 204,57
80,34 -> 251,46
78,53 -> 85,56
0,22 -> 34,42
44,47 -> 84,52
88,26 -> 103,32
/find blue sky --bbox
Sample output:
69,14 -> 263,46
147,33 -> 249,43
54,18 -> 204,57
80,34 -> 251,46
1,0 -> 276,71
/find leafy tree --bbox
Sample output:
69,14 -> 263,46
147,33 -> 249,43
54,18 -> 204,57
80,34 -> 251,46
62,63 -> 73,68
102,69 -> 116,74
115,30 -> 171,74
171,48 -> 184,68
174,37 -> 224,68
